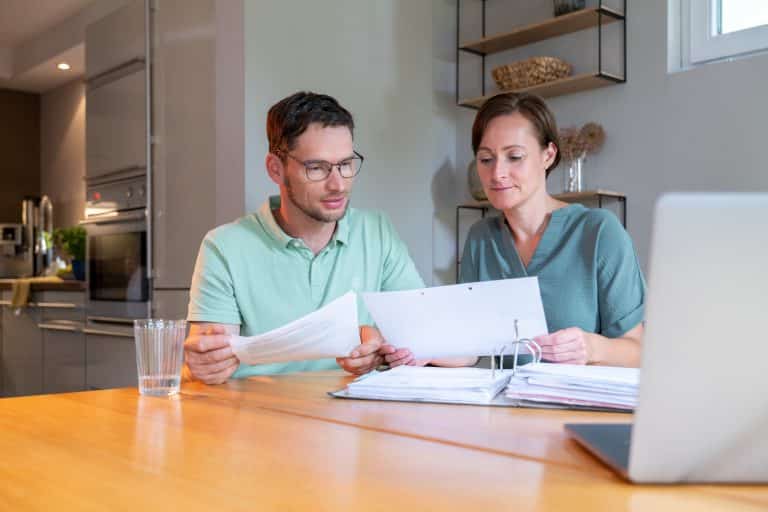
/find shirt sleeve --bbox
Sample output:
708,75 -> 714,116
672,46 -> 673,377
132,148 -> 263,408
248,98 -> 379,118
380,213 -> 426,291
595,214 -> 646,338
187,234 -> 242,325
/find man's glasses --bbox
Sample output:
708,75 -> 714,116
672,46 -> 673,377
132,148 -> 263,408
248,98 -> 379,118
278,150 -> 364,182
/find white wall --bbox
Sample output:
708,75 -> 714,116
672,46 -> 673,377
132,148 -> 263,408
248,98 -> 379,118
40,79 -> 85,229
456,1 -> 768,272
244,0 -> 459,285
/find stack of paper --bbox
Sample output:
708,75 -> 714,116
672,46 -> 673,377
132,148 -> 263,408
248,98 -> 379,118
504,363 -> 639,411
229,292 -> 360,365
342,366 -> 512,404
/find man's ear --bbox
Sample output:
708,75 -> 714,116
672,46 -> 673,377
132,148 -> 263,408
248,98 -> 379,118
266,152 -> 284,186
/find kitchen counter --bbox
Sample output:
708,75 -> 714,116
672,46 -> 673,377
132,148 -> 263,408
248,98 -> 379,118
0,279 -> 86,292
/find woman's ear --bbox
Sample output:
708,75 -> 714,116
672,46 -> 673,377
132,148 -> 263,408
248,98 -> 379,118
542,142 -> 557,171
265,152 -> 284,186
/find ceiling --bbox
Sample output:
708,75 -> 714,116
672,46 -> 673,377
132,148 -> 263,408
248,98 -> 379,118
0,0 -> 95,93
0,0 -> 94,48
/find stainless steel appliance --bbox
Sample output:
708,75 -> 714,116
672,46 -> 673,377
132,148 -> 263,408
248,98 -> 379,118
0,223 -> 29,278
0,197 -> 55,278
81,175 -> 150,324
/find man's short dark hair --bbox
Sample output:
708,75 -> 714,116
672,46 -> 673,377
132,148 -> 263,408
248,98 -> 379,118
267,91 -> 355,157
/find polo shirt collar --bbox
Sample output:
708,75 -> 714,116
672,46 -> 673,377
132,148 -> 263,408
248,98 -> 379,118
256,195 -> 350,248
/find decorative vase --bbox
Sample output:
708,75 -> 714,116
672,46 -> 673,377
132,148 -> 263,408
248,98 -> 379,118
71,259 -> 85,281
563,153 -> 585,193
467,160 -> 487,201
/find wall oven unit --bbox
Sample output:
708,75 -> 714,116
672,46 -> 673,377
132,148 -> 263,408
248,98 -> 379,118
81,175 -> 150,325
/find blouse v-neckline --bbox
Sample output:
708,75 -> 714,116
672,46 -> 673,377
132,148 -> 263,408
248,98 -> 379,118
499,205 -> 575,275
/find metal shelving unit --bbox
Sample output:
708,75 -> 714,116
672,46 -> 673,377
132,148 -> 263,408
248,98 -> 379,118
456,2 -> 627,109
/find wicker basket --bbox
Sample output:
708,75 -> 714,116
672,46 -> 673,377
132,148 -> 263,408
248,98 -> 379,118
491,56 -> 572,91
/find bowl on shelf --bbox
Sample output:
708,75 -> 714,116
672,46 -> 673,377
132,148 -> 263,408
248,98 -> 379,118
491,56 -> 572,92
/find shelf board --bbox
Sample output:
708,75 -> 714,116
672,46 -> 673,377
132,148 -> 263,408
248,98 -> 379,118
459,189 -> 625,209
458,73 -> 623,108
459,7 -> 624,56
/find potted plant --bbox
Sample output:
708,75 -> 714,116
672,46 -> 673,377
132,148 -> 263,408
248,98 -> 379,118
54,226 -> 86,281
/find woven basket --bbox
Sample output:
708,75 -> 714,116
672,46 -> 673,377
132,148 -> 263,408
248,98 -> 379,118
491,56 -> 572,91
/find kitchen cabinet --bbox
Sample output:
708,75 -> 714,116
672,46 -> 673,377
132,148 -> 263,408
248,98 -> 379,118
86,67 -> 148,178
0,290 -> 87,396
38,291 -> 86,394
85,329 -> 137,390
151,0 -> 217,289
85,0 -> 146,79
1,303 -> 43,397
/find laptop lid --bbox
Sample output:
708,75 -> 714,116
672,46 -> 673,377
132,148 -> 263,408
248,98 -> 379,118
629,193 -> 768,483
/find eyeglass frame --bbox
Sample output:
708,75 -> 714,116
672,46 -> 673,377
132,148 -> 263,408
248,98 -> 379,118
275,149 -> 365,182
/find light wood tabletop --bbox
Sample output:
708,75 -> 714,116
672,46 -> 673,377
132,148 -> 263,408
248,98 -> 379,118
0,372 -> 766,511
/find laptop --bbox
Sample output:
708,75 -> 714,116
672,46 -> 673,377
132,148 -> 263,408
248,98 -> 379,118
565,193 -> 768,483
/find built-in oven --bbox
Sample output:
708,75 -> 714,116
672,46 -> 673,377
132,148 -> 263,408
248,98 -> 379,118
81,174 -> 150,326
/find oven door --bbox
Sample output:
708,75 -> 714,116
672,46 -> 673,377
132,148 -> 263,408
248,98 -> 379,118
82,210 -> 150,319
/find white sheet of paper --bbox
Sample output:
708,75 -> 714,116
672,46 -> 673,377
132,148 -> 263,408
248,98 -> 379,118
229,291 -> 359,365
362,277 -> 548,359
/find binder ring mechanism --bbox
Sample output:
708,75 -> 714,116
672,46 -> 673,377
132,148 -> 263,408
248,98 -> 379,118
491,319 -> 542,378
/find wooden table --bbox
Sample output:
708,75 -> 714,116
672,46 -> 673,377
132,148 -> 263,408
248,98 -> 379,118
0,372 -> 765,511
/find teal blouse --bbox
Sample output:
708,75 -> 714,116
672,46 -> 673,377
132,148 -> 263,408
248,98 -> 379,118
459,204 -> 645,338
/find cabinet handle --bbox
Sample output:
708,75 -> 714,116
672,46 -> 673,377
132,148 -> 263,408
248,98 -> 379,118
39,323 -> 80,332
87,316 -> 136,325
36,302 -> 79,309
0,301 -> 79,309
83,328 -> 134,338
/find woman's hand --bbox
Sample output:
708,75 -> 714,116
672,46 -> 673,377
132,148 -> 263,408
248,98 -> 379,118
534,327 -> 593,365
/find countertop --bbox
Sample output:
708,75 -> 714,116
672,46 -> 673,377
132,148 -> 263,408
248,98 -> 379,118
0,279 -> 86,292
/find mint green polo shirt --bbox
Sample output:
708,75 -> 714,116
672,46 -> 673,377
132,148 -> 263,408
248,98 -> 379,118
460,204 -> 645,340
187,196 -> 425,377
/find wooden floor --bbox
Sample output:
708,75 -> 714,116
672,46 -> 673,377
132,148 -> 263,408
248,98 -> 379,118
0,371 -> 765,511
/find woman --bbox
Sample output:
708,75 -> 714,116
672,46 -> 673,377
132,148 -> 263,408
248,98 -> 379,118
383,92 -> 645,368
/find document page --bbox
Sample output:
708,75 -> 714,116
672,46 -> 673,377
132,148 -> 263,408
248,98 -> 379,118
229,292 -> 359,365
362,278 -> 548,359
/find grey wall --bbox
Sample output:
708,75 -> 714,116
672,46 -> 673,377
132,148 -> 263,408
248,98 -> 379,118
244,0 -> 459,285
40,79 -> 85,229
456,1 -> 768,272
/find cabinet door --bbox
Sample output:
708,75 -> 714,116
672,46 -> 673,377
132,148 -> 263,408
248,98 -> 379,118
2,306 -> 43,396
86,68 -> 147,178
85,332 -> 138,390
42,325 -> 86,394
151,0 -> 217,288
85,0 -> 146,79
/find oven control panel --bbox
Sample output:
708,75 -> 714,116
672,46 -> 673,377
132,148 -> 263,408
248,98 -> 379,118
85,176 -> 147,218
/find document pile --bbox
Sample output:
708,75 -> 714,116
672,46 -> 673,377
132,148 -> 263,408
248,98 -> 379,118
341,366 -> 511,405
505,363 -> 639,411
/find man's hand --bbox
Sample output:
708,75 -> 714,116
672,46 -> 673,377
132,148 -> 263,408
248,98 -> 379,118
184,323 -> 240,384
379,345 -> 430,368
336,325 -> 385,375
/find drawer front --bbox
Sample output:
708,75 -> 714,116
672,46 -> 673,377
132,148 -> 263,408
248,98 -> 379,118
85,333 -> 138,390
42,327 -> 86,394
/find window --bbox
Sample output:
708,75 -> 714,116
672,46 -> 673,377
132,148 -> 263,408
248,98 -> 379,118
689,0 -> 768,63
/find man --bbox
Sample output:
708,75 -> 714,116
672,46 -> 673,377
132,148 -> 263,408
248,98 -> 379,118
183,91 -> 425,383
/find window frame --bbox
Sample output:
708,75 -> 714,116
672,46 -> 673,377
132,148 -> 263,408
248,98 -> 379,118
689,0 -> 768,64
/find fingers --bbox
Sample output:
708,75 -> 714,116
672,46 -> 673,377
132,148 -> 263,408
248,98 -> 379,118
184,333 -> 232,353
337,353 -> 384,375
383,348 -> 414,367
536,328 -> 588,365
185,345 -> 235,364
186,356 -> 239,384
350,337 -> 382,358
